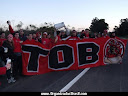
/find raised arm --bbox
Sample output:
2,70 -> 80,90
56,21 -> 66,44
7,21 -> 14,34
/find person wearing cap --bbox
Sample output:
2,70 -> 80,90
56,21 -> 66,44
41,32 -> 50,48
13,32 -> 23,79
66,30 -> 80,40
2,34 -> 16,83
54,31 -> 61,43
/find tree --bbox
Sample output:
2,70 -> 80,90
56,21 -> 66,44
0,28 -> 3,32
25,26 -> 29,31
114,18 -> 128,36
29,24 -> 37,30
90,17 -> 109,34
16,21 -> 23,30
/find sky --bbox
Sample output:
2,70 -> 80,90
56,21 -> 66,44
0,0 -> 128,31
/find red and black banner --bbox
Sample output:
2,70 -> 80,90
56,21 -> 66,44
22,37 -> 127,75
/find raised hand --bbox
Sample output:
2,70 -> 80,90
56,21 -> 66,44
7,20 -> 11,25
5,64 -> 11,70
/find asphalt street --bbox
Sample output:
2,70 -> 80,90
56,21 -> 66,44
0,69 -> 83,92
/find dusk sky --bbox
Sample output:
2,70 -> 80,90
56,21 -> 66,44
0,0 -> 128,31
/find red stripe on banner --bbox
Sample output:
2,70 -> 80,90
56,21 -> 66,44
57,51 -> 64,63
86,48 -> 92,52
86,56 -> 92,60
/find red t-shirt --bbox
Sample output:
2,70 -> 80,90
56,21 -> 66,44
41,38 -> 50,48
49,38 -> 53,43
56,35 -> 61,42
23,39 -> 37,44
13,37 -> 22,53
0,38 -> 6,47
85,34 -> 90,38
48,38 -> 54,48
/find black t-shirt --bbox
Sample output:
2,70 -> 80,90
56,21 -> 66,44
19,34 -> 27,41
80,33 -> 86,39
61,34 -> 68,39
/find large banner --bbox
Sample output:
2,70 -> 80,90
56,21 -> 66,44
22,37 -> 127,75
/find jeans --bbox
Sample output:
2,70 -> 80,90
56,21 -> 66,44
6,69 -> 11,79
13,53 -> 22,78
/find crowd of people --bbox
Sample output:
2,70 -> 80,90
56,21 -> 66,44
0,21 -> 118,85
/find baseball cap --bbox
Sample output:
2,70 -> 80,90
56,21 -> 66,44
43,32 -> 48,35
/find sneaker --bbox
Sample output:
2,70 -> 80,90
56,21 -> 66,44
11,77 -> 16,83
8,79 -> 12,83
11,77 -> 14,80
